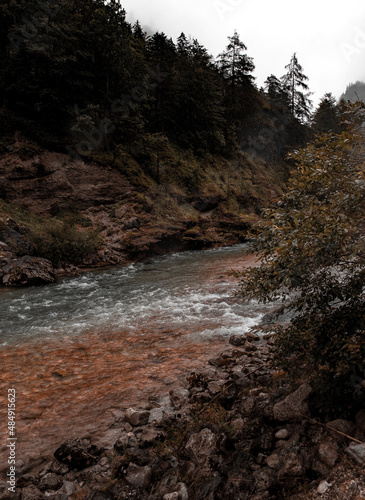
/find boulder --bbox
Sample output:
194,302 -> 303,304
273,383 -> 312,422
185,428 -> 217,466
345,443 -> 365,465
125,464 -> 152,490
125,408 -> 150,427
229,335 -> 246,346
1,255 -> 55,286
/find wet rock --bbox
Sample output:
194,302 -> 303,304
245,331 -> 260,342
229,334 -> 246,346
125,408 -> 150,427
345,443 -> 365,465
273,383 -> 312,422
185,428 -> 217,466
1,255 -> 55,286
125,464 -> 152,489
53,438 -> 100,471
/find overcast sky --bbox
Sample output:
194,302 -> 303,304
120,0 -> 365,107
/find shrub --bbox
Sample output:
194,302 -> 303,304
236,106 -> 365,416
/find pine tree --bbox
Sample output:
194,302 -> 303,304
312,92 -> 341,134
281,53 -> 312,122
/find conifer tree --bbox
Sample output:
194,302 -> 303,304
281,53 -> 312,122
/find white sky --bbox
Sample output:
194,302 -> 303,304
120,0 -> 365,107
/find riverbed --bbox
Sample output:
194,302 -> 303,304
0,245 -> 272,475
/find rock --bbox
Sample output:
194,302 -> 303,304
266,453 -> 282,469
114,432 -> 139,451
345,443 -> 365,465
148,407 -> 164,424
278,452 -> 306,477
20,485 -> 45,500
273,382 -> 312,422
140,427 -> 165,447
318,440 -> 339,467
169,388 -> 189,410
125,464 -> 152,489
124,422 -> 133,432
327,419 -> 356,443
185,428 -> 217,466
275,429 -> 289,440
175,482 -> 188,500
207,380 -> 223,395
317,480 -> 332,494
125,408 -> 150,427
38,473 -> 63,491
229,334 -> 246,346
163,494 -> 179,500
53,438 -> 100,471
1,255 -> 55,286
245,331 -> 260,342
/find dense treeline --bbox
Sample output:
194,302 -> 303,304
1,0 -> 357,166
0,0 -> 320,160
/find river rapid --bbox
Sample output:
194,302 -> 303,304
0,245 -> 273,474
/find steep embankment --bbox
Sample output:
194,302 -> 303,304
0,133 -> 288,286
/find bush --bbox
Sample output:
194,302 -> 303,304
236,105 -> 365,415
30,221 -> 99,266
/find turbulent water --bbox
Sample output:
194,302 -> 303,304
0,244 -> 270,347
0,244 -> 275,471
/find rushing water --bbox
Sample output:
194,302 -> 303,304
0,245 -> 274,474
0,244 -> 268,347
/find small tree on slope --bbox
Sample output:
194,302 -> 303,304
237,103 -> 365,416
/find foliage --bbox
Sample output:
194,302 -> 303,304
236,108 -> 365,413
311,93 -> 341,135
30,220 -> 99,266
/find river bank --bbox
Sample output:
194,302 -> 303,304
1,333 -> 364,499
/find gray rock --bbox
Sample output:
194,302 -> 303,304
163,494 -> 179,500
169,388 -> 189,410
275,429 -> 289,440
148,407 -> 164,424
125,464 -> 152,489
273,383 -> 312,422
125,408 -> 150,426
185,428 -> 217,466
38,473 -> 63,491
175,482 -> 189,500
345,443 -> 365,464
317,480 -> 332,494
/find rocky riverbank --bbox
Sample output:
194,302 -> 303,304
2,334 -> 364,500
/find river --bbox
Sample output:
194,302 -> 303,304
0,245 -> 273,475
